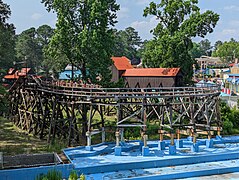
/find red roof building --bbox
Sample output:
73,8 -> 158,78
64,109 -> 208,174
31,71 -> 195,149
111,56 -> 183,88
122,68 -> 180,77
4,68 -> 34,80
18,68 -> 32,76
111,56 -> 133,70
111,56 -> 133,82
123,68 -> 182,88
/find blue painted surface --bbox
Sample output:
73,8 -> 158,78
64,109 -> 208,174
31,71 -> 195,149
206,139 -> 214,148
114,146 -> 122,156
176,139 -> 184,148
187,136 -> 193,142
0,164 -> 73,180
4,136 -> 239,180
169,145 -> 177,155
121,166 -> 239,180
59,70 -> 81,80
158,141 -> 166,150
191,143 -> 199,152
142,146 -> 150,156
85,153 -> 239,179
85,146 -> 93,151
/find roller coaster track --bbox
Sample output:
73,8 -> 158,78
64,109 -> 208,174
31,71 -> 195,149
8,77 -> 221,146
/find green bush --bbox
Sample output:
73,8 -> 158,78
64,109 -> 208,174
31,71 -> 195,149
80,174 -> 86,180
223,120 -> 233,135
35,169 -> 86,180
0,85 -> 8,115
35,169 -> 62,180
68,170 -> 78,180
231,108 -> 239,128
220,101 -> 238,135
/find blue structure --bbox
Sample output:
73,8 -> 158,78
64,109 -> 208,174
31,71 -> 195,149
59,70 -> 81,80
4,137 -> 239,179
58,64 -> 82,80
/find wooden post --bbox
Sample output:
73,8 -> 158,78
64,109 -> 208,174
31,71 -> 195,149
217,127 -> 221,136
141,97 -> 147,135
193,131 -> 197,144
177,129 -> 180,140
159,129 -> 163,141
47,99 -> 56,144
99,105 -> 105,143
171,132 -> 175,145
144,135 -> 148,147
82,103 -> 88,145
208,131 -> 211,140
86,102 -> 93,147
115,131 -> 120,146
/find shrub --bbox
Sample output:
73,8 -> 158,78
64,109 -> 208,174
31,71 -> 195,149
35,169 -> 62,180
0,85 -> 8,116
223,120 -> 233,135
80,174 -> 86,180
68,170 -> 78,180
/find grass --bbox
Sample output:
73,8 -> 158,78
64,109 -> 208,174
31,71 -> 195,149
0,117 -> 67,155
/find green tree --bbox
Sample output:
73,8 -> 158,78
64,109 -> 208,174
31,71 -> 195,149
15,25 -> 54,75
0,85 -> 8,116
0,0 -> 16,69
200,39 -> 212,56
42,0 -> 119,86
212,41 -> 239,63
15,27 -> 42,72
113,27 -> 142,63
142,0 -> 219,84
37,25 -> 54,47
190,42 -> 204,59
37,25 -> 55,77
214,40 -> 223,51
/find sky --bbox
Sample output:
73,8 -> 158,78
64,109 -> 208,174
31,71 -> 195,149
4,0 -> 239,44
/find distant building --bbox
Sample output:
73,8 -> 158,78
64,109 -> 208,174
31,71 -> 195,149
196,56 -> 222,70
59,64 -> 82,80
4,68 -> 33,80
123,68 -> 182,88
111,56 -> 133,82
111,56 -> 183,88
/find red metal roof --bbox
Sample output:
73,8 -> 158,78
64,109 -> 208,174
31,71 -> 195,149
4,68 -> 32,79
122,68 -> 181,77
18,68 -> 31,76
8,68 -> 15,75
111,56 -> 133,70
4,74 -> 19,79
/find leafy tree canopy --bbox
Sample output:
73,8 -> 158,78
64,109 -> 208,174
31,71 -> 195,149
15,25 -> 54,74
190,42 -> 204,59
0,0 -> 16,69
212,39 -> 239,63
41,0 -> 119,87
142,0 -> 219,84
200,39 -> 212,56
113,27 -> 142,63
190,39 -> 213,59
214,40 -> 223,51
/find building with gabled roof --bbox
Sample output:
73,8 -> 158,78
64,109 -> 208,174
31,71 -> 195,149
123,68 -> 182,88
111,56 -> 183,88
111,56 -> 133,82
123,68 -> 180,77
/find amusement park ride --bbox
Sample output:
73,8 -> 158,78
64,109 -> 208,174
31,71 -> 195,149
8,76 -> 221,151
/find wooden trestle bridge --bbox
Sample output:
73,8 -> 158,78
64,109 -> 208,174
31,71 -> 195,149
8,77 -> 221,147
